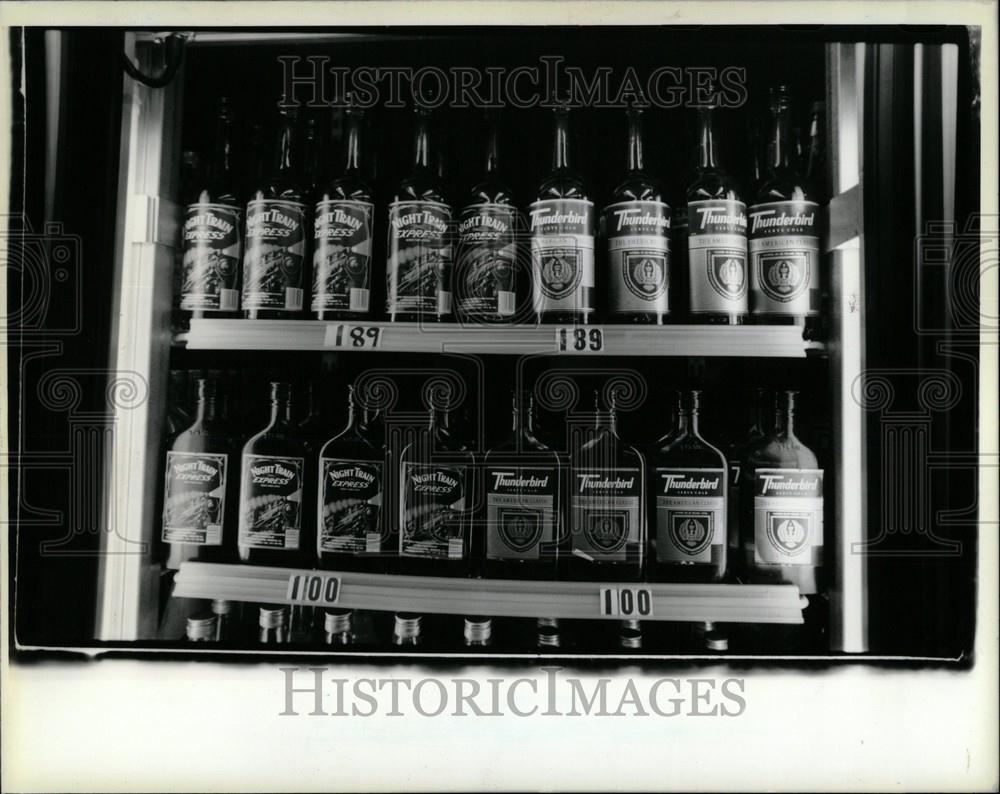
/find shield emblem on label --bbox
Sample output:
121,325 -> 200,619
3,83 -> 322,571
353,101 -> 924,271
766,513 -> 810,556
669,512 -> 713,556
707,249 -> 748,299
499,511 -> 542,553
623,252 -> 668,300
585,513 -> 628,553
540,249 -> 582,299
760,252 -> 809,302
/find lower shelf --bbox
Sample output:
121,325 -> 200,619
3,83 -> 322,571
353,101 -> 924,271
173,562 -> 806,624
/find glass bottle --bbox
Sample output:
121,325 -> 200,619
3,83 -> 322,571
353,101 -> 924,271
312,101 -> 375,320
455,113 -> 519,324
530,104 -> 595,325
237,382 -> 311,567
398,397 -> 476,577
242,104 -> 309,320
180,97 -> 243,320
566,393 -> 646,581
686,99 -> 748,324
726,387 -> 769,574
602,107 -> 671,324
748,86 -> 821,326
482,392 -> 562,580
162,377 -> 240,570
317,386 -> 388,573
648,390 -> 727,582
741,391 -> 824,594
386,106 -> 453,322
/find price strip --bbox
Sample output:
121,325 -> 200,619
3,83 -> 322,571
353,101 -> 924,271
324,324 -> 383,349
556,326 -> 604,353
599,587 -> 653,618
286,572 -> 341,605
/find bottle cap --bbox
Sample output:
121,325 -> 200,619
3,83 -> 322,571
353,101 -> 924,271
210,599 -> 231,616
619,628 -> 643,649
269,381 -> 291,402
537,617 -> 560,629
324,609 -> 353,635
706,632 -> 729,651
186,613 -> 218,641
463,617 -> 492,645
393,612 -> 422,640
537,627 -> 561,648
258,605 -> 288,629
620,619 -> 642,632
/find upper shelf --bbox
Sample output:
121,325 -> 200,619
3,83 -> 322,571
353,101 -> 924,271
178,319 -> 825,357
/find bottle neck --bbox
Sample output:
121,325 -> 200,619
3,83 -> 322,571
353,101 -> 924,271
194,395 -> 221,423
413,113 -> 431,170
211,109 -> 234,179
429,407 -> 450,433
484,123 -> 499,177
675,408 -> 700,436
774,395 -> 797,436
697,107 -> 718,169
552,109 -> 570,171
344,111 -> 362,173
273,114 -> 296,175
769,104 -> 793,170
626,111 -> 644,173
269,397 -> 294,425
511,403 -> 535,435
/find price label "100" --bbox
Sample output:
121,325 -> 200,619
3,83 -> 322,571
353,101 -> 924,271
599,587 -> 653,617
286,572 -> 341,605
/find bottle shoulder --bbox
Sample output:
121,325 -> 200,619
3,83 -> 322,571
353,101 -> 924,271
654,432 -> 726,466
610,173 -> 667,204
250,179 -> 306,205
320,175 -> 374,205
687,168 -> 743,203
752,169 -> 813,205
395,171 -> 448,205
464,180 -> 516,208
746,434 -> 820,469
536,170 -> 588,201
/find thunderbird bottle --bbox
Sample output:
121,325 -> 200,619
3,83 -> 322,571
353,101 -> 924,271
530,104 -> 595,325
686,99 -> 748,324
162,377 -> 239,569
237,382 -> 311,566
317,386 -> 387,572
566,394 -> 646,581
749,86 -> 821,325
242,105 -> 308,319
312,102 -> 375,320
455,114 -> 518,324
649,391 -> 727,582
386,107 -> 453,322
726,387 -> 769,572
180,98 -> 242,319
482,392 -> 562,579
601,107 -> 671,324
741,391 -> 824,594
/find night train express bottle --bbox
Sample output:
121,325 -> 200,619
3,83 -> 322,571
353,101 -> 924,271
686,98 -> 748,324
530,104 -> 595,325
317,386 -> 387,572
649,390 -> 727,582
741,391 -> 823,594
242,105 -> 308,319
749,86 -> 821,325
455,113 -> 518,324
312,102 -> 375,320
399,399 -> 475,577
567,393 -> 645,581
482,392 -> 562,579
601,107 -> 671,324
386,106 -> 453,322
162,377 -> 239,569
180,97 -> 242,319
237,382 -> 311,566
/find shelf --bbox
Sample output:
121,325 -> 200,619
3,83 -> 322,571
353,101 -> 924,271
173,562 -> 806,624
178,319 -> 824,357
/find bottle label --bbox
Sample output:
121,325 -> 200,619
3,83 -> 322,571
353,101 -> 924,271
603,200 -> 671,316
319,458 -> 383,554
529,198 -> 595,315
400,462 -> 468,559
753,468 -> 824,565
242,199 -> 307,311
570,467 -> 641,562
654,467 -> 725,563
485,466 -> 557,560
386,201 -> 453,316
180,203 -> 242,312
687,199 -> 748,314
162,451 -> 228,545
238,453 -> 304,550
312,200 -> 374,314
456,203 -> 518,318
748,200 -> 820,315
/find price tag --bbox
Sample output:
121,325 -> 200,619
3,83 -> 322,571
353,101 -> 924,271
556,327 -> 604,353
286,572 -> 341,605
599,587 -> 653,618
323,324 -> 382,349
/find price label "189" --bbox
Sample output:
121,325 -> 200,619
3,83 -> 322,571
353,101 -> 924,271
557,326 -> 604,353
599,587 -> 653,617
286,572 -> 341,605
324,324 -> 383,349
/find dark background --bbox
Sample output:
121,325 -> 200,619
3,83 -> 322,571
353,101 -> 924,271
7,25 -> 981,660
